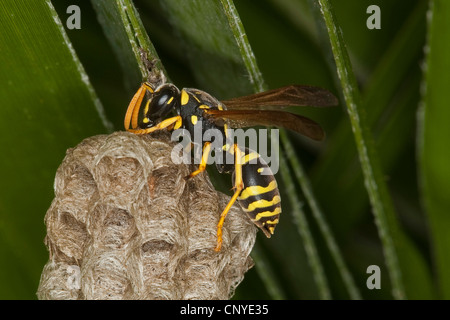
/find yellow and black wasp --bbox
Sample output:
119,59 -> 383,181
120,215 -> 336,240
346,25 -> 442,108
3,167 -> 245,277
124,82 -> 337,251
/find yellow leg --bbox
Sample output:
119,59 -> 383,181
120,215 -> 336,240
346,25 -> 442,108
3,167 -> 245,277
127,116 -> 182,135
215,144 -> 244,252
185,142 -> 211,180
124,82 -> 154,130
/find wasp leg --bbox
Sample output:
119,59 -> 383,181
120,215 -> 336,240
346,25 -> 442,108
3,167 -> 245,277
127,116 -> 182,135
215,144 -> 244,252
185,142 -> 212,180
124,82 -> 153,130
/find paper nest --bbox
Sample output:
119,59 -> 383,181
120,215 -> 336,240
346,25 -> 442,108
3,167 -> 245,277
37,131 -> 256,300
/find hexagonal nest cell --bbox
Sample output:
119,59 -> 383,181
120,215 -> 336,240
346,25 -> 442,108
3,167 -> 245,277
37,131 -> 256,300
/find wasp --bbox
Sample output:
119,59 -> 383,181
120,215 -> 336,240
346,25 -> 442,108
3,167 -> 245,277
124,82 -> 337,251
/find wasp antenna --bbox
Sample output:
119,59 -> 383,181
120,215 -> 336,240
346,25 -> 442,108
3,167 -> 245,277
124,84 -> 149,130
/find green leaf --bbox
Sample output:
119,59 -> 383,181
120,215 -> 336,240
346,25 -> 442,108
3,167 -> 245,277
312,1 -> 428,222
280,129 -> 361,299
314,0 -> 407,299
419,0 -> 450,299
313,0 -> 433,299
0,0 -> 110,299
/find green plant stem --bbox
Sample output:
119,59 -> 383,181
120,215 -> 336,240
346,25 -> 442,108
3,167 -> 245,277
313,0 -> 427,206
250,243 -> 286,299
117,0 -> 167,80
279,150 -> 331,299
48,0 -> 113,132
280,130 -> 361,299
316,0 -> 405,299
219,0 -> 264,92
419,0 -> 450,299
91,0 -> 165,92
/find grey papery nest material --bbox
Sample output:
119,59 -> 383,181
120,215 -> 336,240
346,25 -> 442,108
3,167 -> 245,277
37,131 -> 256,300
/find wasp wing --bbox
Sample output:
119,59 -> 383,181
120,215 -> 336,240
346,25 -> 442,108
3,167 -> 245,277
222,85 -> 338,110
205,109 -> 325,141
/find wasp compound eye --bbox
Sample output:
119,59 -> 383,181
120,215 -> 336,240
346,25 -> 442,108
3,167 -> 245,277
154,90 -> 171,108
147,85 -> 179,121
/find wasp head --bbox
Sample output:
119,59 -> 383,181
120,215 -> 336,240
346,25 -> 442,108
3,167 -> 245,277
141,83 -> 180,128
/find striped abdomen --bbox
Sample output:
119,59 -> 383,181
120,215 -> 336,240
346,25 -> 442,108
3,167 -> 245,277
234,148 -> 281,237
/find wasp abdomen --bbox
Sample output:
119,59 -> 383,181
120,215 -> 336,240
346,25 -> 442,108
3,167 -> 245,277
234,148 -> 281,238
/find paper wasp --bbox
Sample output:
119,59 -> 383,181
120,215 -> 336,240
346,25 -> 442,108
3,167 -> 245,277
125,82 -> 337,251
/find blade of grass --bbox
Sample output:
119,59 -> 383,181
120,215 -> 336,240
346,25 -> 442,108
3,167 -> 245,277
119,0 -> 166,77
314,0 -> 410,299
312,0 -> 434,299
219,0 -> 264,92
418,0 -> 450,299
250,243 -> 286,300
0,0 -> 110,298
280,129 -> 361,299
312,0 -> 427,223
278,151 -> 331,299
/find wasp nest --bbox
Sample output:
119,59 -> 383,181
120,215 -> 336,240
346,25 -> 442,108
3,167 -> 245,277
37,131 -> 256,300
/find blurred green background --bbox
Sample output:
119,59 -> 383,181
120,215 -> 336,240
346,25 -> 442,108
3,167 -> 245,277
1,0 -> 447,299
